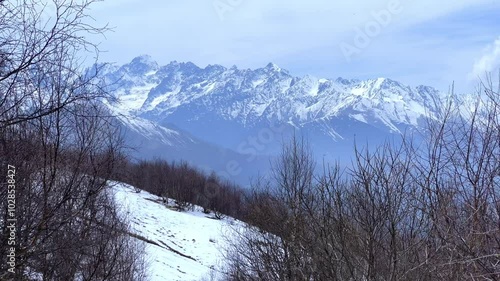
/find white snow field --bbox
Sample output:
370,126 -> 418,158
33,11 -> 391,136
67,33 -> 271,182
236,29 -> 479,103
111,182 -> 238,281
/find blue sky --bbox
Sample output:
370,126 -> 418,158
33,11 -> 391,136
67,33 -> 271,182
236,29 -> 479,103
88,0 -> 500,93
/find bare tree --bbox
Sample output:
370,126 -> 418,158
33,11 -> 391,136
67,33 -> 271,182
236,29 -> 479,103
222,136 -> 317,281
0,100 -> 148,280
0,0 -> 109,128
222,78 -> 500,281
0,1 -> 147,280
411,78 -> 500,280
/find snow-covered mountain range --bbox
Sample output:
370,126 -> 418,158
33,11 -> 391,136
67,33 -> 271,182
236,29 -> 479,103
101,55 -> 451,185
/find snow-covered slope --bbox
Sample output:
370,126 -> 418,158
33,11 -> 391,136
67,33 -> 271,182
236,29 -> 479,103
112,181 -> 236,281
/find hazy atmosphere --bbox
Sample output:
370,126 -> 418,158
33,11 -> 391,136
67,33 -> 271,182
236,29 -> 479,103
90,0 -> 500,91
1,1 -> 500,280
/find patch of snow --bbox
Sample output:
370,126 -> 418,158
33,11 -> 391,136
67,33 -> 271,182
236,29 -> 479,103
320,123 -> 344,141
204,82 -> 216,93
148,86 -> 182,110
111,182 -> 239,281
252,78 -> 266,88
351,87 -> 367,96
113,83 -> 156,113
146,70 -> 158,77
373,77 -> 385,89
309,80 -> 319,97
350,113 -> 367,123
252,103 -> 269,117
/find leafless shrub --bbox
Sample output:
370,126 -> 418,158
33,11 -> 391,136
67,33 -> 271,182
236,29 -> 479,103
0,1 -> 147,279
222,78 -> 500,281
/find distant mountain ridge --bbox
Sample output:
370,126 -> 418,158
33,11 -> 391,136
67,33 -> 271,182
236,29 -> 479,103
100,55 -> 452,185
104,55 -> 445,129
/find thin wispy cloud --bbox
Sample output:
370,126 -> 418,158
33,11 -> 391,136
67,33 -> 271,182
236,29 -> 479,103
470,37 -> 500,80
88,0 -> 500,92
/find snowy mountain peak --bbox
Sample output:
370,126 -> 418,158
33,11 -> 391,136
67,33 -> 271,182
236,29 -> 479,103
205,64 -> 227,73
127,55 -> 159,74
102,57 -> 447,149
131,54 -> 157,65
265,62 -> 281,72
335,77 -> 360,85
97,57 -> 459,182
160,60 -> 200,72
